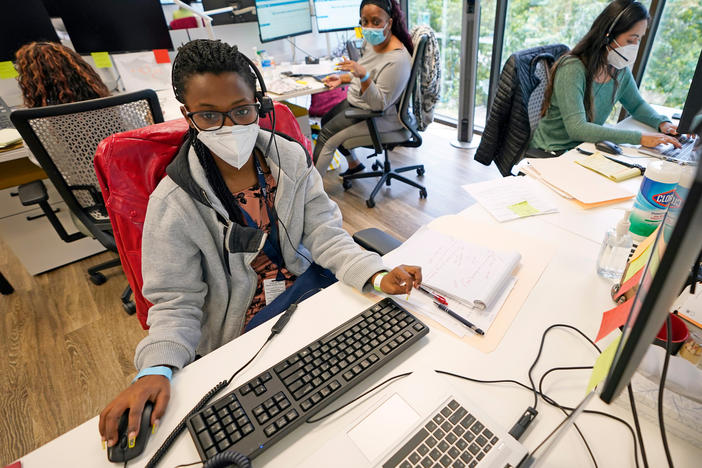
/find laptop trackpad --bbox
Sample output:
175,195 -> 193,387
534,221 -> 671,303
347,393 -> 420,462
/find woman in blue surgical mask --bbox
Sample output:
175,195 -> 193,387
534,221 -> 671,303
531,0 -> 681,154
314,0 -> 414,179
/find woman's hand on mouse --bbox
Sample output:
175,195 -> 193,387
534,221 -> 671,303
99,375 -> 171,448
659,121 -> 678,135
640,132 -> 681,149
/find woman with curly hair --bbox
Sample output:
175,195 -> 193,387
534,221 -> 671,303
15,41 -> 110,108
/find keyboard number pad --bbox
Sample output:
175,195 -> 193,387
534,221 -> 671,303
189,393 -> 254,459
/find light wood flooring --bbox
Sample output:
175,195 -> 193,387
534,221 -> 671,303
0,124 -> 499,465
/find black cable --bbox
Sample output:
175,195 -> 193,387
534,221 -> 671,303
286,37 -> 318,61
305,372 -> 413,424
174,461 -> 203,468
145,337 -> 273,468
659,315 -> 674,468
628,384 -> 649,468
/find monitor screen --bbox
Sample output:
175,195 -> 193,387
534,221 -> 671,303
55,0 -> 173,54
203,0 -> 257,25
600,124 -> 702,403
314,0 -> 361,33
678,49 -> 702,135
255,0 -> 313,43
1,0 -> 59,62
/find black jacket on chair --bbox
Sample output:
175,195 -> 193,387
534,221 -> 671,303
475,44 -> 569,176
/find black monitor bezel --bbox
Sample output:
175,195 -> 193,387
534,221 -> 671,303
600,123 -> 702,403
678,48 -> 702,135
1,0 -> 60,62
255,0 -> 313,43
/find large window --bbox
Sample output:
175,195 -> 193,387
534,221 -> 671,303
639,0 -> 702,109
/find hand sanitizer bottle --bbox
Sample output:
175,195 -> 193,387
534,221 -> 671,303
597,210 -> 634,279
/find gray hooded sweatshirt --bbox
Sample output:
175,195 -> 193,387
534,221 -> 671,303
135,129 -> 386,371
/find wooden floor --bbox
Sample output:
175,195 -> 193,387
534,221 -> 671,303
0,124 -> 499,465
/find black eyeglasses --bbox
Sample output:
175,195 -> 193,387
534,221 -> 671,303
187,103 -> 260,131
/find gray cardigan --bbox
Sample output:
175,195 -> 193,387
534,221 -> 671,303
135,129 -> 386,371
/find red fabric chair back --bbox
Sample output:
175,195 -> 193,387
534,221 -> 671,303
169,17 -> 203,30
94,102 -> 312,328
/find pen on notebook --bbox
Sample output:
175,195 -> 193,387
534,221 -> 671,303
433,301 -> 485,336
418,284 -> 448,305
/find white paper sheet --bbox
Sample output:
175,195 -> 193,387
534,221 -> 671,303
462,177 -> 559,222
113,52 -> 172,92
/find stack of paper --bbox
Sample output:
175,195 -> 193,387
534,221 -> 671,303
575,152 -> 641,182
463,177 -> 558,222
0,128 -> 22,152
267,77 -> 307,95
522,156 -> 634,208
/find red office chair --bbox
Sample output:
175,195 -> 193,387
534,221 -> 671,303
94,102 -> 312,328
169,16 -> 204,30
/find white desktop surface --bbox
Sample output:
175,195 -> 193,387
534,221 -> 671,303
17,160 -> 702,467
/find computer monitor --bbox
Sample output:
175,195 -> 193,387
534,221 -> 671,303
1,0 -> 59,62
203,0 -> 257,25
255,0 -> 313,43
55,0 -> 173,54
314,0 -> 362,33
600,116 -> 702,403
678,48 -> 702,135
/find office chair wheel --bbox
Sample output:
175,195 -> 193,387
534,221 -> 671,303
372,161 -> 380,171
416,168 -> 425,176
342,179 -> 352,190
366,199 -> 376,208
89,272 -> 107,285
419,188 -> 428,199
122,301 -> 137,315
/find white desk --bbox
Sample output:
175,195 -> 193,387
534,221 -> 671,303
16,155 -> 702,467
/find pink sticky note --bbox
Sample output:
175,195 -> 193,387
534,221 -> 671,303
596,299 -> 634,342
614,269 -> 644,302
153,49 -> 170,64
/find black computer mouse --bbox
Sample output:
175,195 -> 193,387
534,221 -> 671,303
107,401 -> 154,463
595,140 -> 623,155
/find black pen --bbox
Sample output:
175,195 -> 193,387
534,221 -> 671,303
433,301 -> 485,336
601,154 -> 645,175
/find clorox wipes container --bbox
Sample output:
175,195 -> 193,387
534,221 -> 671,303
628,160 -> 682,241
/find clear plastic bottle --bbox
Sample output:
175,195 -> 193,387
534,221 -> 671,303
597,209 -> 634,279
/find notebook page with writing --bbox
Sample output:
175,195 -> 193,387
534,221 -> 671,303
391,227 -> 521,310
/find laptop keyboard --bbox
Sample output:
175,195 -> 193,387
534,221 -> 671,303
186,298 -> 429,461
640,135 -> 698,163
383,400 -> 500,468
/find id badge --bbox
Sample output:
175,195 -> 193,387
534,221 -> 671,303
263,278 -> 286,305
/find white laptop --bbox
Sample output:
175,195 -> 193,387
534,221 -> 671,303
301,368 -> 529,468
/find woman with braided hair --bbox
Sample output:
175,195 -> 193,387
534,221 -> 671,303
98,39 -> 422,449
15,41 -> 110,108
314,0 -> 413,179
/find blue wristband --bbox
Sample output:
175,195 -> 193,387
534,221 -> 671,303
359,71 -> 370,83
133,365 -> 173,384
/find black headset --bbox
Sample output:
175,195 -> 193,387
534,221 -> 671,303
603,2 -> 636,46
235,46 -> 275,118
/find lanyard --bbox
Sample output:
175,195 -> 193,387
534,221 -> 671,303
239,156 -> 285,280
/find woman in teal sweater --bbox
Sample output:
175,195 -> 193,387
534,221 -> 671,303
531,0 -> 681,154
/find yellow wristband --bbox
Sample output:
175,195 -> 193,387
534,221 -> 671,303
373,272 -> 388,292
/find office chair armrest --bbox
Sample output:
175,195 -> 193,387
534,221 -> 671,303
353,228 -> 402,256
17,180 -> 48,206
18,180 -> 85,243
344,109 -> 384,120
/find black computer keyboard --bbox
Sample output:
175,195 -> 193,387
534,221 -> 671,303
186,297 -> 429,461
382,399 -> 500,468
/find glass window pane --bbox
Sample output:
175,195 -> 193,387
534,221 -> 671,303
639,0 -> 702,110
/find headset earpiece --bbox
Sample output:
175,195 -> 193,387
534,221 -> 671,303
256,92 -> 275,118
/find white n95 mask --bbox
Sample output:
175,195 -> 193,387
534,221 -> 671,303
197,123 -> 260,169
607,40 -> 639,70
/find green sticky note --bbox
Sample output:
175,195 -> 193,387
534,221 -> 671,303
622,244 -> 653,283
587,334 -> 622,393
91,52 -> 113,69
507,200 -> 540,218
0,61 -> 18,79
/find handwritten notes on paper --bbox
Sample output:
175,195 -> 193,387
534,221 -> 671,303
463,177 -> 558,222
112,52 -> 172,92
587,334 -> 622,393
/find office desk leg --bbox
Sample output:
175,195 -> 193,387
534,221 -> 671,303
0,272 -> 14,295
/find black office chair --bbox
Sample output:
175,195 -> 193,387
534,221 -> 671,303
339,35 -> 431,208
10,90 -> 163,314
474,44 -> 569,176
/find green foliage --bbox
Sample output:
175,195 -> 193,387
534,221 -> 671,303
408,0 -> 701,119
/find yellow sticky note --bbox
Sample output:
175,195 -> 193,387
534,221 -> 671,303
507,200 -> 540,217
354,26 -> 363,39
295,80 -> 307,85
587,334 -> 622,393
622,243 -> 653,283
0,61 -> 18,79
91,52 -> 113,69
